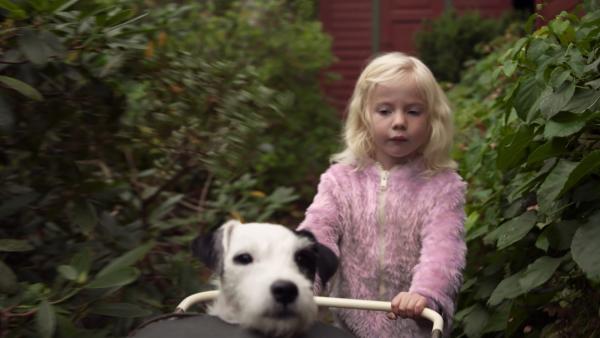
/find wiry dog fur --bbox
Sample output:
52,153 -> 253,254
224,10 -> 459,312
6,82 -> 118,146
192,220 -> 338,337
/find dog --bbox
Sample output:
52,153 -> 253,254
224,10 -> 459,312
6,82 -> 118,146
192,220 -> 338,337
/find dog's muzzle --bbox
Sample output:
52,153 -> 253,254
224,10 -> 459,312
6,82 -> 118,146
270,280 -> 298,305
266,279 -> 302,319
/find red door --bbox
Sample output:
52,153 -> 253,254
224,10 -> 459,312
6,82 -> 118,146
319,0 -> 373,115
380,0 -> 446,54
319,0 -> 576,116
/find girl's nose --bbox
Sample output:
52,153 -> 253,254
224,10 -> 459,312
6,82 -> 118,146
392,112 -> 407,130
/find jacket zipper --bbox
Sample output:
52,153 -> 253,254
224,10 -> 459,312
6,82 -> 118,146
376,164 -> 389,298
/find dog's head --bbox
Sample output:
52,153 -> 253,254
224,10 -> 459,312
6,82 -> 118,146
192,220 -> 338,337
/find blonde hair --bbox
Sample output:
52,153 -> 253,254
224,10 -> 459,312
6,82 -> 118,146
331,52 -> 456,174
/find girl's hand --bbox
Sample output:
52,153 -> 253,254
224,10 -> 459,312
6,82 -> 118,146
387,292 -> 427,320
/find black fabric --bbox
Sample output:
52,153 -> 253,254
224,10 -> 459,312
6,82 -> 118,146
130,314 -> 355,338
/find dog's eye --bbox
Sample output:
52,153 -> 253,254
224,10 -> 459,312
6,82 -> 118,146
295,249 -> 316,268
233,253 -> 253,265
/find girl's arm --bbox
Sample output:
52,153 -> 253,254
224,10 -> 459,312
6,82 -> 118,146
408,173 -> 467,329
297,170 -> 343,294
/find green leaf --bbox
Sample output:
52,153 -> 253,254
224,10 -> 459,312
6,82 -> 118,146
483,302 -> 511,334
538,160 -> 577,213
0,239 -> 34,252
571,212 -> 600,281
70,248 -> 93,282
549,18 -> 569,36
535,234 -> 550,252
512,77 -> 544,121
518,256 -> 563,293
104,8 -> 135,27
495,211 -> 538,250
57,265 -> 79,281
488,271 -> 525,306
0,260 -> 18,294
467,224 -> 489,241
502,60 -> 517,77
39,30 -> 66,56
105,12 -> 149,34
89,302 -> 152,318
149,194 -> 184,222
560,150 -> 600,196
526,38 -> 550,62
587,78 -> 600,89
0,0 -> 27,19
543,114 -> 586,138
0,76 -> 43,101
527,138 -> 566,164
85,267 -> 139,289
510,37 -> 528,58
563,88 -> 600,114
462,304 -> 490,337
584,55 -> 600,73
51,0 -> 79,13
559,24 -> 576,46
539,82 -> 576,118
70,201 -> 98,234
497,125 -> 534,171
36,300 -> 56,338
549,67 -> 571,88
97,241 -> 154,278
566,48 -> 585,77
18,30 -> 50,66
541,220 -> 579,251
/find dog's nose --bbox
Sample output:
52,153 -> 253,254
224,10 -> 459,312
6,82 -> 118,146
270,280 -> 298,305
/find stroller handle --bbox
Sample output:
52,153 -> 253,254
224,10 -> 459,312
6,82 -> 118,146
176,291 -> 443,338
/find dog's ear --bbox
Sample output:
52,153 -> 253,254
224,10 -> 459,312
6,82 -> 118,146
295,230 -> 338,285
191,230 -> 221,271
315,243 -> 338,285
191,220 -> 241,271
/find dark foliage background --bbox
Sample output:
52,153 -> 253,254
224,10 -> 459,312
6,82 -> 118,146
415,9 -> 522,83
2,0 -> 599,337
0,0 -> 338,336
444,2 -> 600,337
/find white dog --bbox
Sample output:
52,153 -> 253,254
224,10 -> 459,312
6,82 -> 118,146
192,220 -> 338,337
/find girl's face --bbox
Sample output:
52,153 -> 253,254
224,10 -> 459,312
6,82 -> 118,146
368,78 -> 430,170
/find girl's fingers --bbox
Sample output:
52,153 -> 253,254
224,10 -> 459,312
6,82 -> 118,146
390,292 -> 428,318
415,297 -> 427,315
405,296 -> 417,317
398,293 -> 411,317
390,292 -> 406,314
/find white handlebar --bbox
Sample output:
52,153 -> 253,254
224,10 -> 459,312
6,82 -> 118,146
176,291 -> 443,336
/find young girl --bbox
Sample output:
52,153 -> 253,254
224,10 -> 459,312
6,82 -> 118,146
297,52 -> 466,338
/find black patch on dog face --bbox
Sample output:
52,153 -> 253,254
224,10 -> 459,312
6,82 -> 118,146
294,246 -> 318,282
314,243 -> 338,285
294,230 -> 339,286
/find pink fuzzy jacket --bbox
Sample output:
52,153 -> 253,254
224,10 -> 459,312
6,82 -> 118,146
298,158 -> 467,338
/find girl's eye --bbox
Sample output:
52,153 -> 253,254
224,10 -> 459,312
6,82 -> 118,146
376,106 -> 392,115
406,105 -> 425,116
233,253 -> 253,265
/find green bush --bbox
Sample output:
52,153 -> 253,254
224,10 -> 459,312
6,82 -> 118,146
415,9 -> 518,83
0,0 -> 335,336
450,2 -> 600,337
